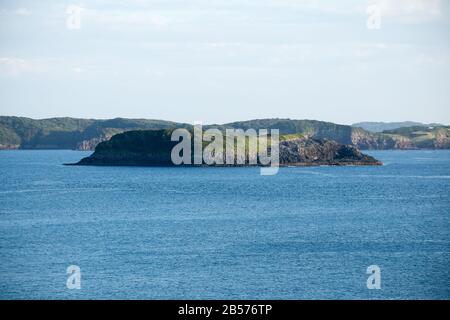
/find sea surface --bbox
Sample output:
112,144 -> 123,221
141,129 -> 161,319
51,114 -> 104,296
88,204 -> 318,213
0,150 -> 449,299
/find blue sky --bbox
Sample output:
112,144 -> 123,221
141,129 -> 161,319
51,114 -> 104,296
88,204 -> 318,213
0,0 -> 449,124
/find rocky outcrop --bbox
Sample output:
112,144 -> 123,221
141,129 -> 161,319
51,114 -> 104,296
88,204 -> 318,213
434,129 -> 450,149
279,137 -> 381,166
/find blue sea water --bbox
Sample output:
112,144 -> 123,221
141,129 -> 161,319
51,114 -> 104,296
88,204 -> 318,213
0,150 -> 449,300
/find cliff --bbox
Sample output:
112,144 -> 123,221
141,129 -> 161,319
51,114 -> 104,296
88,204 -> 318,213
351,126 -> 450,150
71,130 -> 382,167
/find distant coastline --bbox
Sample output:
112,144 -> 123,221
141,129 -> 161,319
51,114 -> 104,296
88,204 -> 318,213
1,116 -> 448,152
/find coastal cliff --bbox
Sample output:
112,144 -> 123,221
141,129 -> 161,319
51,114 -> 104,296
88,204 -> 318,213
71,130 -> 382,166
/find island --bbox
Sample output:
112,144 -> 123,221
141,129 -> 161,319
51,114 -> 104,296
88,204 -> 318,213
69,129 -> 382,167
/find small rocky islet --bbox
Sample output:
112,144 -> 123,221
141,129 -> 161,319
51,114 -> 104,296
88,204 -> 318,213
70,129 -> 382,167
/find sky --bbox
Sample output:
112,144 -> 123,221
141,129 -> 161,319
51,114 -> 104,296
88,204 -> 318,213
0,0 -> 449,125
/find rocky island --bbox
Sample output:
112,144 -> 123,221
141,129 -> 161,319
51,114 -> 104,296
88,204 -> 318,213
69,129 -> 382,167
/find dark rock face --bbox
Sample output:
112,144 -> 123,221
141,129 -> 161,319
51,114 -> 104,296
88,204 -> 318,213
76,151 -> 175,166
71,130 -> 382,167
75,130 -> 177,166
279,137 -> 382,166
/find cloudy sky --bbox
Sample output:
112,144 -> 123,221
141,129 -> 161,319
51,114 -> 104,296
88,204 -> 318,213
0,0 -> 449,124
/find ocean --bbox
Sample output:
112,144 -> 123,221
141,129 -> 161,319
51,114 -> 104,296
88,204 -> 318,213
0,150 -> 449,299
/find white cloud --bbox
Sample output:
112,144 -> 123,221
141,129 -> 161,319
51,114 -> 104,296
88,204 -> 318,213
0,58 -> 37,76
15,8 -> 32,16
416,53 -> 450,66
368,0 -> 443,23
353,43 -> 387,58
85,9 -> 170,28
0,7 -> 32,16
72,67 -> 85,74
208,42 -> 243,48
